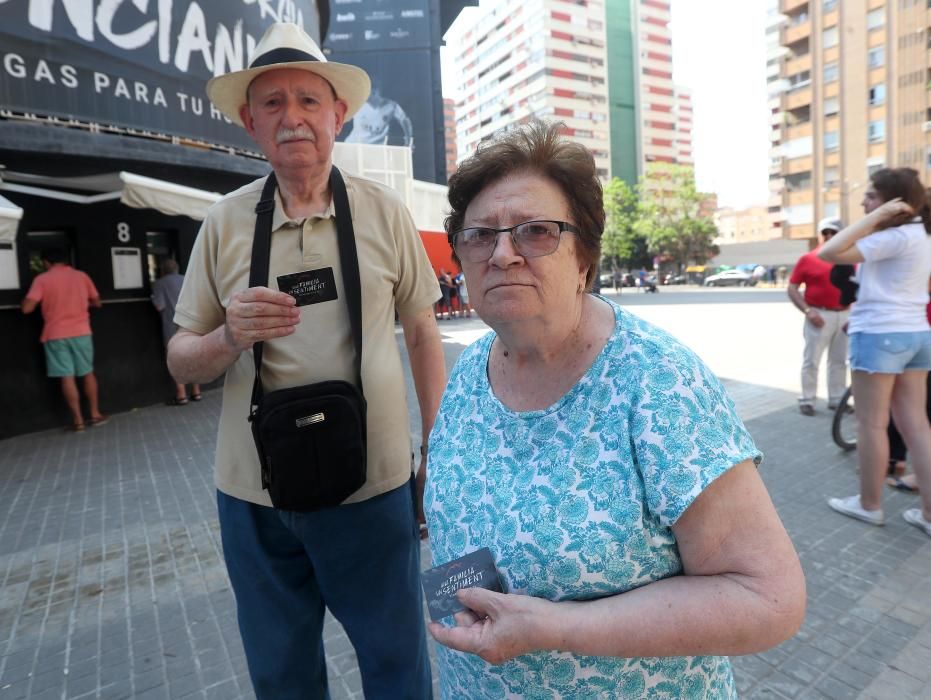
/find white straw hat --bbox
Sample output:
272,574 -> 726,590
206,22 -> 371,126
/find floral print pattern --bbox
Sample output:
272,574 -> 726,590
425,299 -> 761,699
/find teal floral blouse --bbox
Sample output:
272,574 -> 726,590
425,298 -> 762,699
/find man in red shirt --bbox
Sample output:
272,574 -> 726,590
21,249 -> 108,431
787,218 -> 849,415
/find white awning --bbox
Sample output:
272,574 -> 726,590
119,172 -> 220,221
0,194 -> 23,242
0,170 -> 221,222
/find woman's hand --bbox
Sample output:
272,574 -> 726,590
427,588 -> 552,665
870,197 -> 915,230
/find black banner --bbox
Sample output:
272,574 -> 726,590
327,0 -> 431,51
0,1 -> 323,151
332,48 -> 440,183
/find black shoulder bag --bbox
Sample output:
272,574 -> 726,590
247,168 -> 367,512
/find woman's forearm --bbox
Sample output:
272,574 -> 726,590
538,567 -> 805,658
818,215 -> 880,262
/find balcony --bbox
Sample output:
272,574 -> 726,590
784,20 -> 811,45
785,53 -> 812,76
768,78 -> 792,97
786,87 -> 812,110
787,122 -> 812,139
782,0 -> 810,12
765,12 -> 789,30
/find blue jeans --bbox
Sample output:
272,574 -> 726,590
849,331 -> 931,374
217,481 -> 432,700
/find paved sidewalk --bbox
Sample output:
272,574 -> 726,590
2,321 -> 931,699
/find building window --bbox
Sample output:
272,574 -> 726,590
823,202 -> 840,219
867,8 -> 885,31
823,26 -> 838,48
867,161 -> 885,176
868,120 -> 885,142
824,166 -> 840,187
823,0 -> 837,10
824,96 -> 839,116
867,46 -> 885,68
869,84 -> 886,106
824,62 -> 838,83
824,131 -> 839,151
786,171 -> 812,192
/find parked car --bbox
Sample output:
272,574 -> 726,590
703,269 -> 756,287
663,273 -> 688,285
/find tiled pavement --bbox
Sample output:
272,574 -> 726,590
2,317 -> 931,699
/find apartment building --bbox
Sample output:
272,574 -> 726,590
445,0 -> 611,179
769,0 -> 931,241
715,205 -> 773,244
634,0 -> 692,167
443,97 -> 458,181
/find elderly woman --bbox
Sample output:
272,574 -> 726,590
818,168 -> 931,535
423,121 -> 805,698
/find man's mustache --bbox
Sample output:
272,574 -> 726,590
276,128 -> 315,144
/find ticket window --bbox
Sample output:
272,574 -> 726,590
146,230 -> 178,286
25,231 -> 73,281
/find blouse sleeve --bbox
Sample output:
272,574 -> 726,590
629,337 -> 762,527
856,227 -> 909,262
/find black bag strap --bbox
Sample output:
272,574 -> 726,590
248,167 -> 364,415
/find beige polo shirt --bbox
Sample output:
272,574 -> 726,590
174,172 -> 441,507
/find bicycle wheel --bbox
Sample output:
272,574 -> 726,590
831,386 -> 857,451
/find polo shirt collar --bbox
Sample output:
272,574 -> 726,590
270,182 -> 336,232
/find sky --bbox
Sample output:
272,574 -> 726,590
669,0 -> 770,208
441,0 -> 771,210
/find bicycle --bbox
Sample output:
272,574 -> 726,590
831,385 -> 857,451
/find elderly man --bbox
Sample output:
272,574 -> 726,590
788,217 -> 850,415
167,23 -> 444,699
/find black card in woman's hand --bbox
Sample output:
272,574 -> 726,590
421,548 -> 503,622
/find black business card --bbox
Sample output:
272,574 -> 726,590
277,267 -> 338,307
421,547 -> 503,622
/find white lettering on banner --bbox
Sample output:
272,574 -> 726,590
329,33 -> 351,41
241,0 -> 303,25
97,0 -> 158,51
401,10 -> 423,18
11,0 -> 309,76
3,53 -> 79,88
113,76 -> 131,98
174,2 -> 212,73
335,12 -> 354,21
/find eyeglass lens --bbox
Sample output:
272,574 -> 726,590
456,221 -> 563,262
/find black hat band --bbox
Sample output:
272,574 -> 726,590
250,47 -> 321,68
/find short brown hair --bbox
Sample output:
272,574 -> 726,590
445,120 -> 604,288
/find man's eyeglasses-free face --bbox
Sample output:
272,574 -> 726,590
452,220 -> 580,263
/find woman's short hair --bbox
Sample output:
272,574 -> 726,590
870,168 -> 931,233
445,120 -> 604,288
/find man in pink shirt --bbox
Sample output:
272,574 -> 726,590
21,249 -> 108,431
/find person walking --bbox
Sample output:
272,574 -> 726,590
818,168 -> 931,536
166,23 -> 445,699
21,249 -> 108,432
787,217 -> 849,415
151,259 -> 200,404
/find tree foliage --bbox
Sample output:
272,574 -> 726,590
602,178 -> 651,270
602,164 -> 720,271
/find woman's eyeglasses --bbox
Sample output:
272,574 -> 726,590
452,220 -> 580,263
